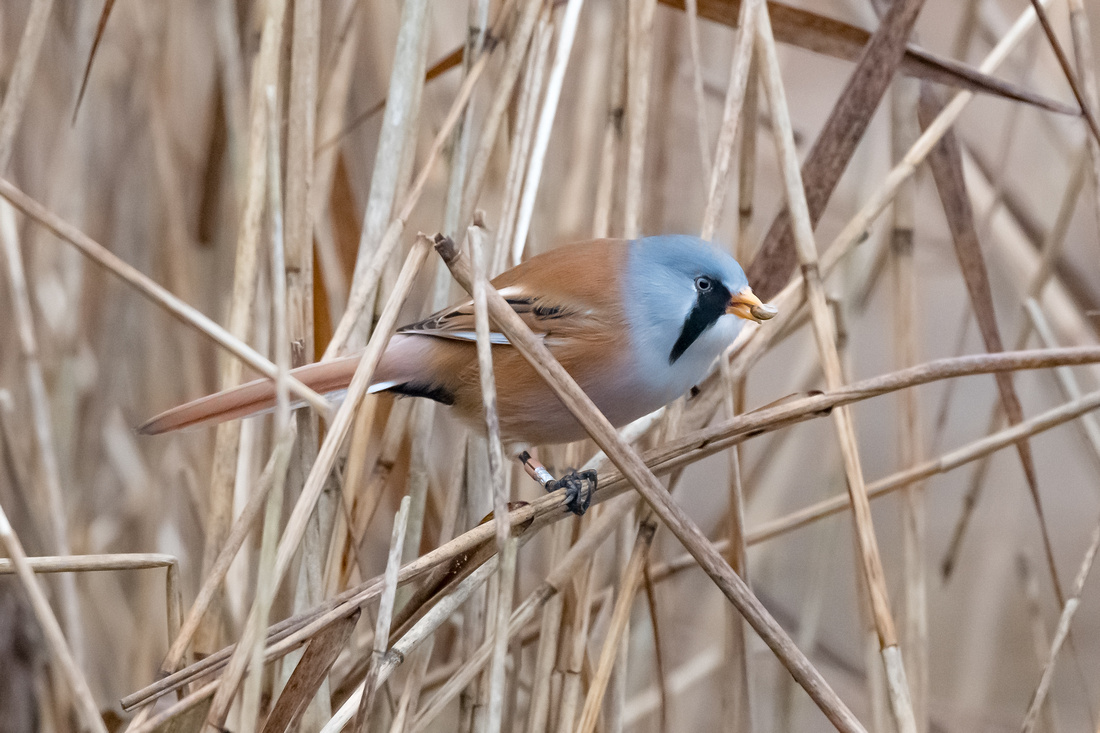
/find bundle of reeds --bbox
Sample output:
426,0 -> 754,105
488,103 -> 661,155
1,1 -> 1100,731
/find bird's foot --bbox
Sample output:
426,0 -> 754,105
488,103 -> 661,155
548,468 -> 597,515
518,452 -> 597,515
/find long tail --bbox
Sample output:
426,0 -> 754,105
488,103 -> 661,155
138,335 -> 454,435
138,353 -> 369,435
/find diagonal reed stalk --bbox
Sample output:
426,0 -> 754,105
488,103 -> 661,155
0,178 -> 330,414
753,3 -> 915,728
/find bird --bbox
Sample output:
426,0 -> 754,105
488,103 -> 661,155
140,234 -> 776,512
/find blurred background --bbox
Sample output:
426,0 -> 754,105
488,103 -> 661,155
0,0 -> 1099,731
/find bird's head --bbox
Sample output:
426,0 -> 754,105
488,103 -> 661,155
625,235 -> 776,367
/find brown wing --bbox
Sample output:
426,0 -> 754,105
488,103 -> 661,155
397,293 -> 576,343
400,238 -> 631,343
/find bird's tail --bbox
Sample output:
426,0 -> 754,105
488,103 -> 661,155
138,334 -> 452,435
138,352 -> 388,435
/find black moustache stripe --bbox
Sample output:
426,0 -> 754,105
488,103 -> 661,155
669,283 -> 731,365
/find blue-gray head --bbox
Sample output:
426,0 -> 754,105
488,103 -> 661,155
623,235 -> 774,398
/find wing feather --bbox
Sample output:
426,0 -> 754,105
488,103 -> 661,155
396,293 -> 583,343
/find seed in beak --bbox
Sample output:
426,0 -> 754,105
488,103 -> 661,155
749,303 -> 778,320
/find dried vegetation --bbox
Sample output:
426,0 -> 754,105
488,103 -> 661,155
1,1 -> 1100,731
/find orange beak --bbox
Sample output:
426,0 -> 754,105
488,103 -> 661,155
726,287 -> 778,322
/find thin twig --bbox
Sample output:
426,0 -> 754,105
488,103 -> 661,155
326,557 -> 500,733
310,0 -> 359,319
511,0 -> 586,264
283,0 -> 326,705
700,0 -> 758,241
0,552 -> 182,644
0,499 -> 106,733
753,5 -> 915,728
1020,521 -> 1100,733
747,0 -> 1048,338
521,521 -> 571,733
272,235 -> 432,597
0,177 -> 330,414
492,9 -> 551,277
0,200 -> 83,663
346,0 -> 430,350
0,0 -> 54,170
442,0 -> 489,241
326,1 -> 517,357
746,0 -> 928,299
699,387 -> 1100,555
159,433 -> 296,674
683,0 -> 711,180
592,0 -> 627,239
1016,556 -> 1061,733
205,83 -> 296,733
719,355 -> 752,733
624,0 -> 658,238
641,562 -> 672,733
1067,0 -> 1100,245
200,3 -> 289,662
469,220 -> 514,733
1027,0 -> 1100,147
353,496 -> 411,732
577,512 -> 657,733
461,0 -> 544,227
890,72 -> 928,733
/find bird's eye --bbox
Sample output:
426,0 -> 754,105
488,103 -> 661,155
694,276 -> 713,293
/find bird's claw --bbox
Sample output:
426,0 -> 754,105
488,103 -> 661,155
518,451 -> 596,515
547,468 -> 597,515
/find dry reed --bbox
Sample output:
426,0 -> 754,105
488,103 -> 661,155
2,2 -> 1100,732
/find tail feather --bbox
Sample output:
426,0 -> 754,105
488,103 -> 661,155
138,353 -> 364,435
138,335 -> 456,435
